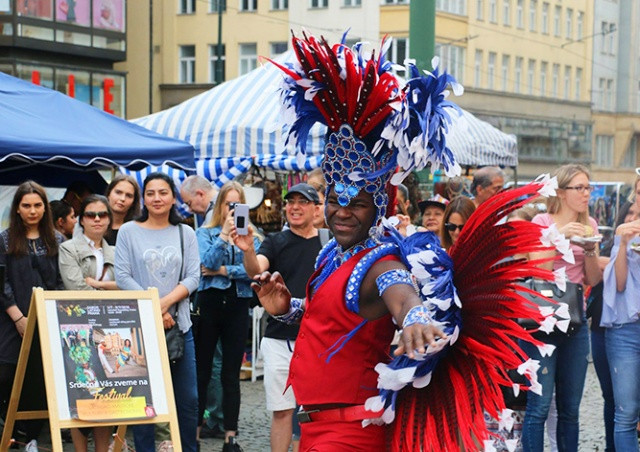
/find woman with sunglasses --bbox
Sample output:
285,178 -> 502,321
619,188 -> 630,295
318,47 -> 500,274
58,194 -> 116,451
115,172 -> 200,452
0,181 -> 65,452
522,164 -> 602,452
195,181 -> 261,452
440,196 -> 476,251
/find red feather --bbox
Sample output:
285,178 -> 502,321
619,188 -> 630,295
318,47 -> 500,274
391,182 -> 561,451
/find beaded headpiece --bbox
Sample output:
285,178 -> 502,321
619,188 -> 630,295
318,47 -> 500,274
271,32 -> 463,225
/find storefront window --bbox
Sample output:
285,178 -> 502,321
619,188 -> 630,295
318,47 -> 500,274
16,0 -> 53,20
16,64 -> 55,89
92,0 -> 124,32
0,64 -> 14,75
0,0 -> 11,14
91,72 -> 124,117
55,69 -> 91,103
56,29 -> 91,45
92,34 -> 125,51
55,0 -> 91,26
18,24 -> 54,40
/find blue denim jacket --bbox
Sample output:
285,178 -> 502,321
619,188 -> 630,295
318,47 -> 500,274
196,225 -> 261,298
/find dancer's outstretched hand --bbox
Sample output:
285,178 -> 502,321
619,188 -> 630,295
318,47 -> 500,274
394,323 -> 447,359
251,271 -> 292,317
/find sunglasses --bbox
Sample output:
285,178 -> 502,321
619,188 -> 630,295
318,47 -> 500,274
83,211 -> 109,219
445,222 -> 464,232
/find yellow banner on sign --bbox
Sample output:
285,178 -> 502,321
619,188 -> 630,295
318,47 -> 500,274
76,396 -> 149,421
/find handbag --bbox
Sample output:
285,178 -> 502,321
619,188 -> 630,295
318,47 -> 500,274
518,278 -> 584,336
164,225 -> 188,363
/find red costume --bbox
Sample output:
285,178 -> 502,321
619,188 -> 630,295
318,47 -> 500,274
289,250 -> 398,450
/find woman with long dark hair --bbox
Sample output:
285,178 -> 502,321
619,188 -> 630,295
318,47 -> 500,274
115,172 -> 200,452
0,181 -> 65,451
104,174 -> 140,246
440,196 -> 476,251
195,181 -> 261,452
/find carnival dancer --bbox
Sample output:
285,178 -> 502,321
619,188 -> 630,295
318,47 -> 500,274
249,32 -> 571,451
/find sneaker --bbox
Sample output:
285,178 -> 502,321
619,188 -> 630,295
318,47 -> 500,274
24,439 -> 38,452
157,440 -> 173,451
221,436 -> 244,452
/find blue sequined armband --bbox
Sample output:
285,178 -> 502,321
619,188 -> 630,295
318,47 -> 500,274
402,305 -> 431,328
273,297 -> 305,325
375,269 -> 414,297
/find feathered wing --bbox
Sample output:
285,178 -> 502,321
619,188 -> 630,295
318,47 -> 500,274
370,178 -> 570,451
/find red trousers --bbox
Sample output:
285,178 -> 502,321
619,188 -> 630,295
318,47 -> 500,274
300,419 -> 388,451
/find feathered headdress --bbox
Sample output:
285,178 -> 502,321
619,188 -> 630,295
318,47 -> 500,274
270,31 -> 463,224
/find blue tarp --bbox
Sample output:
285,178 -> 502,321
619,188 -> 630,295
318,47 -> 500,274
0,72 -> 196,174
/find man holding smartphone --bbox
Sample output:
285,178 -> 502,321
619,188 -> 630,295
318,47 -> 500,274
232,183 -> 329,452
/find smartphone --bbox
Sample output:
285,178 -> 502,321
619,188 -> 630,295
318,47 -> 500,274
234,203 -> 250,235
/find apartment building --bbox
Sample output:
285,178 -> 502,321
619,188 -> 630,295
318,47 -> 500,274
590,0 -> 640,182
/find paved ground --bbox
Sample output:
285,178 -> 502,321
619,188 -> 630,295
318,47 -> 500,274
21,362 -> 611,451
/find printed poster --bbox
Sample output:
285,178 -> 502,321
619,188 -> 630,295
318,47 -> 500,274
92,0 -> 123,32
55,299 -> 155,421
56,0 -> 90,26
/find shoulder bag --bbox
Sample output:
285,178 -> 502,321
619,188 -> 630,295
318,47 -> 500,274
165,224 -> 186,363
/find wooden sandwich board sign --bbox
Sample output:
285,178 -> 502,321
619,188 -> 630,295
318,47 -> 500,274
0,288 -> 182,451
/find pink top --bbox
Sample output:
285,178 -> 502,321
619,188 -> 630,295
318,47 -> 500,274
532,213 -> 598,285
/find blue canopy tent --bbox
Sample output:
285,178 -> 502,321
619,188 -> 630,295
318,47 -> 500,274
132,52 -> 517,188
0,72 -> 196,190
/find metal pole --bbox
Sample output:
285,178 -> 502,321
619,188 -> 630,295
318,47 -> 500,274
215,0 -> 223,84
148,0 -> 153,113
409,0 -> 435,71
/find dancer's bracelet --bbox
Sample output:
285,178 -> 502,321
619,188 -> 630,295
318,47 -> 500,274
273,297 -> 305,324
402,305 -> 430,329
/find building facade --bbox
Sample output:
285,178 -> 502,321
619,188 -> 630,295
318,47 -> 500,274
590,0 -> 640,182
0,0 -> 127,117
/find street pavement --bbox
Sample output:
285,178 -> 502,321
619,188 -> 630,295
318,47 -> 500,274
34,362 -> 610,451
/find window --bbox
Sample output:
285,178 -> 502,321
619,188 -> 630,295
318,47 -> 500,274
541,3 -> 549,34
606,79 -> 614,110
270,41 -> 288,57
179,45 -> 195,83
621,137 -> 638,168
209,0 -> 226,12
575,67 -> 582,101
239,43 -> 257,75
503,0 -> 510,26
436,0 -> 465,15
540,61 -> 547,95
179,0 -> 195,14
383,0 -> 408,3
435,43 -> 465,81
515,57 -> 523,93
554,5 -> 561,37
516,0 -> 523,28
501,55 -> 510,91
601,22 -> 608,53
310,0 -> 328,7
529,0 -> 536,31
527,59 -> 535,95
489,0 -> 496,22
343,0 -> 361,6
208,44 -> 226,83
475,50 -> 483,87
240,0 -> 257,11
598,77 -> 606,108
565,8 -> 572,40
595,135 -> 614,167
388,38 -> 409,76
272,0 -> 288,9
488,52 -> 496,89
608,23 -> 616,55
552,63 -> 559,97
577,11 -> 583,40
563,66 -> 571,100
476,0 -> 483,20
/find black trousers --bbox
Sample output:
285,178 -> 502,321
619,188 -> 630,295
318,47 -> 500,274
195,288 -> 249,432
0,334 -> 46,442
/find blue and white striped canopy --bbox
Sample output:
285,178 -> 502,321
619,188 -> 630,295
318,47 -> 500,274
131,52 -> 517,188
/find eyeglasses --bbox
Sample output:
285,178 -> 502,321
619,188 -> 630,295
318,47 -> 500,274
563,185 -> 594,194
285,198 -> 313,206
445,222 -> 464,232
83,211 -> 109,219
